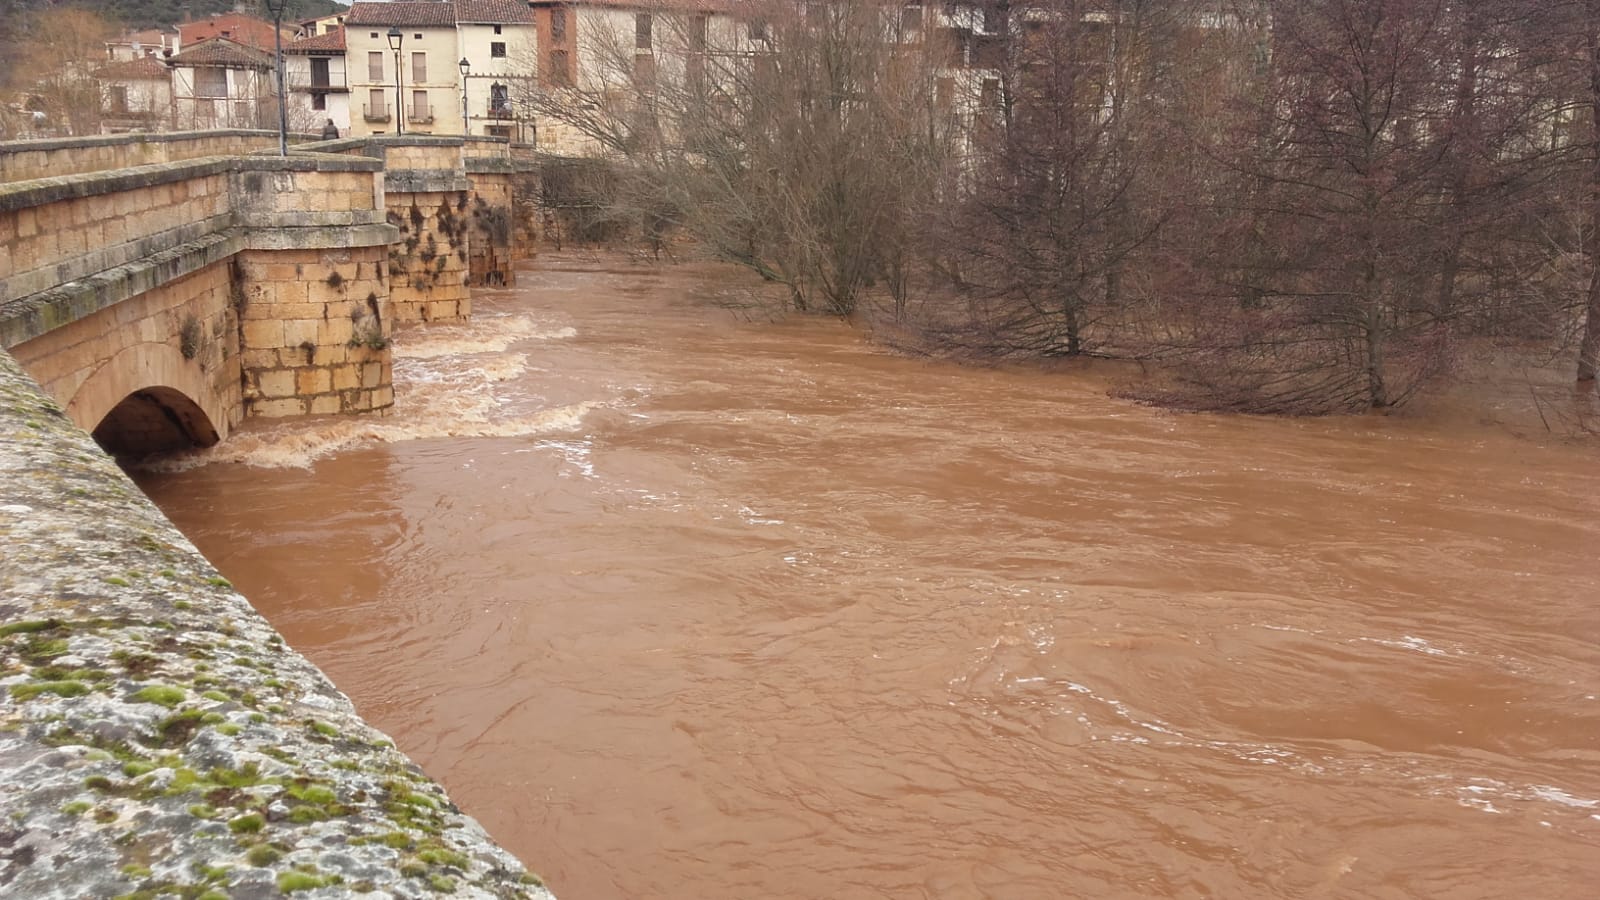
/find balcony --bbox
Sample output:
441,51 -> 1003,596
363,103 -> 391,123
408,112 -> 434,125
487,106 -> 513,120
290,78 -> 349,93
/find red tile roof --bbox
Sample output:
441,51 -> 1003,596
166,37 -> 275,69
454,0 -> 536,24
286,26 -> 347,53
95,57 -> 172,80
345,2 -> 460,28
178,13 -> 288,51
528,0 -> 735,12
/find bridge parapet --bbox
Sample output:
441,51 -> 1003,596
0,129 -> 303,183
1,153 -> 401,446
0,350 -> 552,898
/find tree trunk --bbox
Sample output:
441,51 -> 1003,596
1582,0 -> 1600,385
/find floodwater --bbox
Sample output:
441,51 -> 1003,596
135,254 -> 1600,899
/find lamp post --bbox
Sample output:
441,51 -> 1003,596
458,57 -> 470,136
387,26 -> 404,134
264,0 -> 288,154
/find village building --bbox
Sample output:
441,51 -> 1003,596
94,56 -> 173,133
284,26 -> 352,137
166,37 -> 276,131
344,2 -> 464,136
104,27 -> 179,62
525,0 -> 744,156
456,0 -> 538,142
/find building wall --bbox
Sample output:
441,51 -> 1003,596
285,54 -> 352,135
346,26 -> 462,136
459,22 -> 536,141
170,65 -> 273,130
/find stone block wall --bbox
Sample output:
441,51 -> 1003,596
235,247 -> 394,418
7,258 -> 242,441
464,172 -> 517,287
386,190 -> 473,323
0,130 -> 288,183
0,160 -> 235,311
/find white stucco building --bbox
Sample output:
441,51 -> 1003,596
166,37 -> 276,131
284,26 -> 352,137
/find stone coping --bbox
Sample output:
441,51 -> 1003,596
0,129 -> 311,156
0,154 -> 383,215
0,349 -> 556,899
384,170 -> 474,193
464,158 -> 517,175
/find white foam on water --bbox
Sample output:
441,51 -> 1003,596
394,314 -> 576,360
147,400 -> 601,471
138,319 -> 600,470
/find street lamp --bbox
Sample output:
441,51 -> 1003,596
458,57 -> 470,135
387,26 -> 404,134
263,0 -> 288,154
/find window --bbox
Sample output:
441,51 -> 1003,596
195,68 -> 227,98
412,51 -> 426,83
369,31 -> 378,38
108,86 -> 128,113
411,89 -> 430,121
311,93 -> 326,111
310,57 -> 330,87
368,51 -> 383,81
636,14 -> 651,50
749,19 -> 769,42
368,87 -> 387,119
633,53 -> 655,91
551,8 -> 566,42
414,33 -> 422,39
490,82 -> 510,115
548,49 -> 570,85
936,77 -> 953,110
493,24 -> 502,35
689,15 -> 707,51
980,77 -> 1000,109
491,41 -> 506,58
982,5 -> 1000,33
901,5 -> 922,31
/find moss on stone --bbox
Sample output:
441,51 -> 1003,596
0,619 -> 57,638
226,812 -> 263,833
132,685 -> 186,708
10,680 -> 90,701
245,844 -> 281,867
276,870 -> 332,893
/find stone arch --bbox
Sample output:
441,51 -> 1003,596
64,342 -> 228,456
91,387 -> 219,456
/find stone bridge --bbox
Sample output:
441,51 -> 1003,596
0,130 -> 537,457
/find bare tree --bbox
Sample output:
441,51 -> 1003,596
3,5 -> 116,137
514,0 -> 958,316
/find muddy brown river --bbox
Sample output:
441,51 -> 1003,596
134,255 -> 1600,899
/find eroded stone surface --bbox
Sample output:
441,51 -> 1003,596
0,350 -> 553,898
